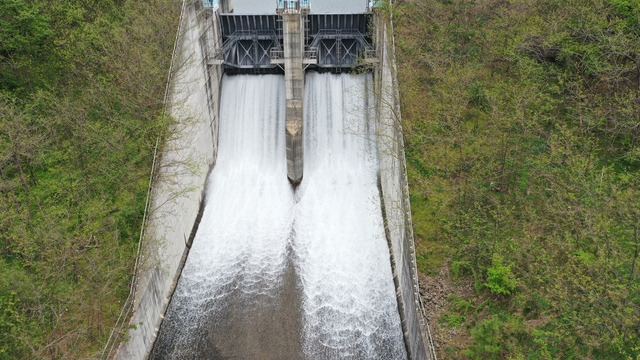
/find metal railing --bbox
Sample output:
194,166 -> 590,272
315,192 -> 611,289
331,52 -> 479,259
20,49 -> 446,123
215,27 -> 375,68
203,0 -> 218,8
269,49 -> 317,61
304,49 -> 317,60
99,0 -> 188,358
276,0 -> 310,12
215,30 -> 281,58
363,48 -> 377,59
311,29 -> 374,47
308,28 -> 377,66
270,48 -> 284,61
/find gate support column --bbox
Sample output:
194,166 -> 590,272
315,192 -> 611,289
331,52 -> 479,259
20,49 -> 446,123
279,1 -> 307,184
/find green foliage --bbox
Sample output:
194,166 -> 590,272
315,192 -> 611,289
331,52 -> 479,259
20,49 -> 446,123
441,313 -> 466,330
395,0 -> 640,357
451,259 -> 471,277
609,0 -> 640,31
467,82 -> 491,111
0,0 -> 180,357
485,254 -> 517,295
462,316 -> 502,359
449,294 -> 475,314
0,292 -> 27,359
0,260 -> 40,360
0,0 -> 53,55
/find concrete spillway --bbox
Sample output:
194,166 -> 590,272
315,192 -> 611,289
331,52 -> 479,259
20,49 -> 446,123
296,73 -> 406,358
151,73 -> 405,359
150,75 -> 301,358
116,2 -> 432,358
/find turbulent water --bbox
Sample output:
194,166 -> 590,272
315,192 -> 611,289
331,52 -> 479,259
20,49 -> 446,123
151,75 -> 299,359
295,73 -> 406,358
152,73 -> 405,359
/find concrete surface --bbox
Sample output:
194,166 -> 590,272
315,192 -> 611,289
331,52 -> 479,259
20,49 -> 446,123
114,2 -> 435,359
150,258 -> 304,359
283,10 -> 305,184
374,15 -> 436,360
114,3 -> 223,359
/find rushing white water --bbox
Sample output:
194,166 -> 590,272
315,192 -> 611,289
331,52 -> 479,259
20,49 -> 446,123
153,73 -> 405,359
152,75 -> 296,357
295,72 -> 406,358
177,74 -> 293,301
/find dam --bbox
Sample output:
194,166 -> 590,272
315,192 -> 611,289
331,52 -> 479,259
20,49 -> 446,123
113,0 -> 434,359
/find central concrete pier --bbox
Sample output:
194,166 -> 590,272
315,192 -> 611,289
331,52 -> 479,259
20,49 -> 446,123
278,1 -> 307,184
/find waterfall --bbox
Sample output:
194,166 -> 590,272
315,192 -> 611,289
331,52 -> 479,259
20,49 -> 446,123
152,73 -> 406,359
151,75 -> 300,358
295,72 -> 406,359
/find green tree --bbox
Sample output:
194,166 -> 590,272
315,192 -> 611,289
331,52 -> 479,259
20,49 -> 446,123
0,0 -> 54,92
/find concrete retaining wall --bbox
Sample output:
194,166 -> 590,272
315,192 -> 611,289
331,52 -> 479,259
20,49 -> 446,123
374,16 -> 436,360
115,2 -> 223,358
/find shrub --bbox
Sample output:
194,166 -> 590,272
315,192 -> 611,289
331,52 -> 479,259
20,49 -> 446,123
485,254 -> 517,295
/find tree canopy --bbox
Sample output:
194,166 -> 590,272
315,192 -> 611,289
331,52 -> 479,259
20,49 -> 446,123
0,0 -> 180,357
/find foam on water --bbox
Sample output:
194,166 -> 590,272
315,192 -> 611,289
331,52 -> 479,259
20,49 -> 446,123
152,73 -> 406,359
178,74 -> 293,302
294,72 -> 407,359
152,74 -> 295,357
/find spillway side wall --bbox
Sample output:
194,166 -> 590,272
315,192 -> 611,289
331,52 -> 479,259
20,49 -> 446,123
115,2 -> 223,359
374,15 -> 436,360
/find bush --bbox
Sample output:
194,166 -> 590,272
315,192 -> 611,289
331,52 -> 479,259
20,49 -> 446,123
485,254 -> 517,296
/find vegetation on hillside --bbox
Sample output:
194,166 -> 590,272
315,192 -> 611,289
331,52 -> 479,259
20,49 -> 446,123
394,0 -> 640,358
0,0 -> 179,357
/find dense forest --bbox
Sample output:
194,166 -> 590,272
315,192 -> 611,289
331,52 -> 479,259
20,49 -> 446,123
394,0 -> 640,358
0,0 -> 179,358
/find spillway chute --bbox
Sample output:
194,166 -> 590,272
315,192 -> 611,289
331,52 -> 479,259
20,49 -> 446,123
151,73 -> 406,359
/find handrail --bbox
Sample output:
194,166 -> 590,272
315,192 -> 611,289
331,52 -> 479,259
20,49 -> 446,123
214,29 -> 281,61
276,0 -> 310,11
304,49 -> 318,59
270,48 -> 284,59
99,0 -> 188,358
220,30 -> 280,50
226,29 -> 280,37
309,29 -> 375,55
387,0 -> 437,358
269,48 -> 317,61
